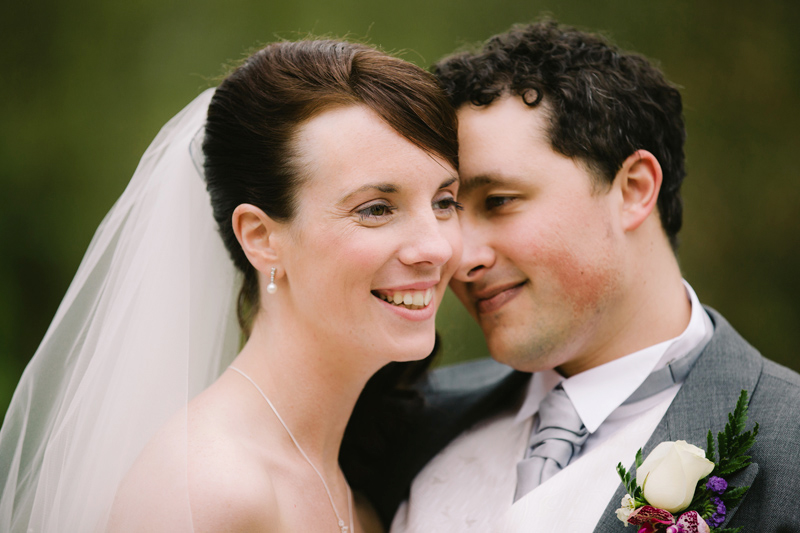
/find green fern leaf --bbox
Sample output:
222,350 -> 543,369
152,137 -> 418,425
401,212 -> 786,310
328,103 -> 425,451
706,430 -> 716,462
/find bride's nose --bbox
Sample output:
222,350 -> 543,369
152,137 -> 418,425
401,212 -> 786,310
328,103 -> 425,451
397,212 -> 456,267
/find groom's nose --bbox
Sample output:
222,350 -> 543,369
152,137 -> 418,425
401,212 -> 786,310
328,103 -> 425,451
453,216 -> 495,283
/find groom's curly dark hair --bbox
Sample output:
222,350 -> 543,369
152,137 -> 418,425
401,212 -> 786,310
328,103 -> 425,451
434,20 -> 687,250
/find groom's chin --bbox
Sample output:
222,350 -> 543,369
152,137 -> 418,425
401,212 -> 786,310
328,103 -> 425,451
483,326 -> 561,373
484,327 -> 530,370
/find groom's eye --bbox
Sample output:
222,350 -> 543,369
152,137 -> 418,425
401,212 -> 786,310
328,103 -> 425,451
485,196 -> 515,210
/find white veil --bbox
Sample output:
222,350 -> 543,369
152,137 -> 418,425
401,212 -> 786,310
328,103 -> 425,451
0,88 -> 241,532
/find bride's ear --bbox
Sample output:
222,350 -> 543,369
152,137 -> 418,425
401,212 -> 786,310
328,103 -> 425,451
231,204 -> 283,273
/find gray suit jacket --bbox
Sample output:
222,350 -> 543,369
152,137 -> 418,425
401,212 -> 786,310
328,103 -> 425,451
593,308 -> 800,532
354,308 -> 800,531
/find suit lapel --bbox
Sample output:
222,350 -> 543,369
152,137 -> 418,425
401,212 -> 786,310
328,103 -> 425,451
593,308 -> 763,532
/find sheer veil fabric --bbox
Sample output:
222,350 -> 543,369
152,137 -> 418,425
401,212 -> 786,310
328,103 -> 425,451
0,89 -> 241,532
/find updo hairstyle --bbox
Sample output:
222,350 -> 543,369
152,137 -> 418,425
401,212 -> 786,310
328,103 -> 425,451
203,39 -> 459,333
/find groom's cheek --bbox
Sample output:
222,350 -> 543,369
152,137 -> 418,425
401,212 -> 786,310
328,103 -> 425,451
448,280 -> 477,319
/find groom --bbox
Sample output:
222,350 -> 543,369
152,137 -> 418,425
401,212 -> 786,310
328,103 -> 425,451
343,21 -> 800,532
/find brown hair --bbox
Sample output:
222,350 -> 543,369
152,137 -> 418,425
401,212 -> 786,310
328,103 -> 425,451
435,21 -> 686,249
203,39 -> 458,332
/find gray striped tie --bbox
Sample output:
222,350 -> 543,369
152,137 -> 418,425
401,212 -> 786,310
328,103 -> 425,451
512,326 -> 712,503
514,384 -> 589,502
512,311 -> 714,502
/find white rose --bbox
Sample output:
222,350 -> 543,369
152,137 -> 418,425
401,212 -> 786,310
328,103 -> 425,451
636,440 -> 715,513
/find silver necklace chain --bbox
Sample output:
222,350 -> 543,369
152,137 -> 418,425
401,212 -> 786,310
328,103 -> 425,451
230,366 -> 354,533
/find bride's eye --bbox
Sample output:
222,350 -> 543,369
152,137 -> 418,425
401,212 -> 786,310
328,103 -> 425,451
433,196 -> 464,217
356,202 -> 396,222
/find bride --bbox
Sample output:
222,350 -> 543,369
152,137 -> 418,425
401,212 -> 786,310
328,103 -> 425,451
0,39 -> 461,532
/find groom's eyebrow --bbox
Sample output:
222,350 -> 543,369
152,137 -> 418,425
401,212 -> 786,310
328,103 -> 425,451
460,174 -> 522,195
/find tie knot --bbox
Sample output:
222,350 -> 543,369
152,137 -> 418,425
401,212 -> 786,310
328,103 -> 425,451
514,384 -> 589,501
528,385 -> 589,453
535,385 -> 584,435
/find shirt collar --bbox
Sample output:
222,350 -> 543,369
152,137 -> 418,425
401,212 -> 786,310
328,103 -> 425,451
514,280 -> 709,433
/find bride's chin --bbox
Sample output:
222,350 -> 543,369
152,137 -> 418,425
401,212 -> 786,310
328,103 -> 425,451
384,334 -> 438,364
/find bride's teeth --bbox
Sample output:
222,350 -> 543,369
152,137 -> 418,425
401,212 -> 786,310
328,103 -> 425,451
378,288 -> 437,309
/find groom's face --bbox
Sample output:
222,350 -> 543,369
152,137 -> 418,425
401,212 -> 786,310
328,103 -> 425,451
450,96 -> 627,376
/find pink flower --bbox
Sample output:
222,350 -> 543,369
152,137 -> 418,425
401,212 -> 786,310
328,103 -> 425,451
628,506 -> 675,532
626,507 -> 710,533
665,511 -> 710,533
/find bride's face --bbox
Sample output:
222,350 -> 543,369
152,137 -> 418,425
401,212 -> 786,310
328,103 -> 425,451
276,104 -> 462,362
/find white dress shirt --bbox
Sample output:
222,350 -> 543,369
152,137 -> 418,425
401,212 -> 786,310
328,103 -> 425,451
391,281 -> 712,533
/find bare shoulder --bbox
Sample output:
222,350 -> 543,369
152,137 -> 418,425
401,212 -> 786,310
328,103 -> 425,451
109,379 -> 281,532
186,392 -> 282,533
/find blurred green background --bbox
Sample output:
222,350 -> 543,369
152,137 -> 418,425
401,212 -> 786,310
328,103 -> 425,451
2,0 -> 799,417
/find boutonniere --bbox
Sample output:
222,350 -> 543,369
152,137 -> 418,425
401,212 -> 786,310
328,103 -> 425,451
615,390 -> 758,533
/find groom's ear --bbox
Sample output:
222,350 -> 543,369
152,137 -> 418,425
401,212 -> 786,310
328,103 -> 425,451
616,150 -> 662,232
231,204 -> 283,272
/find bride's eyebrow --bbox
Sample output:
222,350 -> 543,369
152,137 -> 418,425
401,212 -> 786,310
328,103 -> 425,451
439,176 -> 459,189
338,182 -> 399,204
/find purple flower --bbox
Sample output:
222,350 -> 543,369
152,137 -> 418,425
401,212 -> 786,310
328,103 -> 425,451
714,497 -> 727,515
706,513 -> 724,528
706,496 -> 727,528
706,476 -> 728,494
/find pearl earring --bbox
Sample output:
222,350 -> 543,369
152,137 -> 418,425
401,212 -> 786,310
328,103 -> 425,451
267,267 -> 278,294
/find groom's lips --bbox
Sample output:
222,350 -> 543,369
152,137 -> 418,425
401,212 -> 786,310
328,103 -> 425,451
474,281 -> 527,314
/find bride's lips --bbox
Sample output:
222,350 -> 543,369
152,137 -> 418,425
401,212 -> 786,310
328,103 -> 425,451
474,281 -> 526,314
